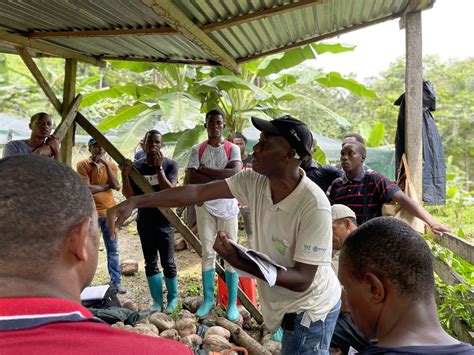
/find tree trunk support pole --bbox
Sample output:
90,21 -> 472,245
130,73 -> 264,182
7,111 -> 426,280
16,51 -> 263,324
405,10 -> 423,200
61,58 -> 77,166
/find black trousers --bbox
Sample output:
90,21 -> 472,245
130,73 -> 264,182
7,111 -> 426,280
137,220 -> 177,278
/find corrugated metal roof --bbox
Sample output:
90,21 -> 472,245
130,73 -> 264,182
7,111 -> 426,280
0,0 -> 435,69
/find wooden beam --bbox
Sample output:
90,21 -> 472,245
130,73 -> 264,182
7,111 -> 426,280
99,55 -> 211,66
25,27 -> 175,38
1,30 -> 105,67
203,0 -> 324,32
54,94 -> 82,141
75,113 -> 263,323
237,11 -> 404,63
61,58 -> 77,166
15,47 -> 262,322
141,0 -> 240,74
24,0 -> 324,39
15,47 -> 62,112
430,232 -> 474,265
405,11 -> 423,200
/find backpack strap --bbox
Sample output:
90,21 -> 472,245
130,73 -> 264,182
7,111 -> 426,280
198,141 -> 208,162
198,140 -> 232,162
223,140 -> 232,160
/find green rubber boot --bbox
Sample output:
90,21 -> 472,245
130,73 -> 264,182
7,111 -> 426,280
195,269 -> 215,318
146,272 -> 163,312
164,276 -> 179,314
225,271 -> 240,322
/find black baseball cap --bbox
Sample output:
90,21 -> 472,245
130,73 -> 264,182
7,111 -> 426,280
251,115 -> 313,158
88,138 -> 97,146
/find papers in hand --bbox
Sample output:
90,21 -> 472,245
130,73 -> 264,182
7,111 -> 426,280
227,239 -> 287,287
80,285 -> 110,301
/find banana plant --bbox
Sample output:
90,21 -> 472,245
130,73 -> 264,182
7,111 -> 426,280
79,42 -> 378,158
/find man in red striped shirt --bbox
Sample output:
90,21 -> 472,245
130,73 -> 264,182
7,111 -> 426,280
328,142 -> 449,234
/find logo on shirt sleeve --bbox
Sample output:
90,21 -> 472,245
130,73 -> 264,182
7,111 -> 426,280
303,244 -> 327,253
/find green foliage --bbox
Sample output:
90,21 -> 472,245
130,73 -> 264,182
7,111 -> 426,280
256,43 -> 355,77
426,157 -> 473,237
365,122 -> 385,147
313,143 -> 328,164
170,125 -> 207,167
435,281 -> 474,335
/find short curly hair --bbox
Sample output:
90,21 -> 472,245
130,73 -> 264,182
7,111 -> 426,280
0,155 -> 95,271
340,217 -> 434,301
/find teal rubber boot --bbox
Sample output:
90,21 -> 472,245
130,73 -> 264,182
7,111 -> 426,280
146,272 -> 163,312
195,269 -> 215,318
164,276 -> 179,314
271,327 -> 283,342
225,271 -> 240,322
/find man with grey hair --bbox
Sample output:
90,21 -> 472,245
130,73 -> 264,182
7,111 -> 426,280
0,155 -> 190,354
330,204 -> 372,354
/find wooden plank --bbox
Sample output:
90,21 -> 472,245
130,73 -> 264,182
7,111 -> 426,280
15,46 -> 62,112
430,232 -> 474,265
236,11 -> 404,63
53,94 -> 82,141
25,27 -> 175,38
451,316 -> 474,344
203,0 -> 324,32
405,11 -> 423,200
141,0 -> 241,74
60,58 -> 77,166
25,0 -> 323,39
75,113 -> 263,323
1,30 -> 105,67
98,56 -> 210,66
432,255 -> 467,287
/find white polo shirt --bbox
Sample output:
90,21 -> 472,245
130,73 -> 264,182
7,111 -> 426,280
226,169 -> 341,331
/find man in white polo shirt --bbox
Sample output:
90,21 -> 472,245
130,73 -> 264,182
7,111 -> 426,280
107,115 -> 341,355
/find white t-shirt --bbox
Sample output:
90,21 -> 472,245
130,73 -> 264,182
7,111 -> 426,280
226,169 -> 341,331
187,141 -> 241,220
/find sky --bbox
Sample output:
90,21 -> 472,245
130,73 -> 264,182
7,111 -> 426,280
309,0 -> 474,80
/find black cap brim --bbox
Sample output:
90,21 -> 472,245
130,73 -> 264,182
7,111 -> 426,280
251,116 -> 280,136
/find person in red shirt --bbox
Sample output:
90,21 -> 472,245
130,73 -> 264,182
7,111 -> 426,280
0,154 -> 191,355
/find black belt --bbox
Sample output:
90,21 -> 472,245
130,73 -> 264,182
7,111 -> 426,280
281,313 -> 298,331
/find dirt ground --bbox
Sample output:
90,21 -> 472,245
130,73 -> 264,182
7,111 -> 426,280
91,220 -> 203,309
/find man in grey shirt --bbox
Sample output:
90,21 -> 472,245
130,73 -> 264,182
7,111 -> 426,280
3,112 -> 60,160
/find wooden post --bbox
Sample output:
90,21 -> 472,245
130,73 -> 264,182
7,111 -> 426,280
61,59 -> 77,166
15,50 -> 263,323
405,11 -> 423,200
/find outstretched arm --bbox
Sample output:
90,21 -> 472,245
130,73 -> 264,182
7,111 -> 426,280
391,190 -> 450,234
107,180 -> 234,232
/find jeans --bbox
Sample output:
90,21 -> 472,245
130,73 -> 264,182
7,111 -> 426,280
137,220 -> 177,278
98,218 -> 121,284
281,300 -> 341,355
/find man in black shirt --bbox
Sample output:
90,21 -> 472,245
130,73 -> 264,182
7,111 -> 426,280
121,129 -> 179,314
300,139 -> 343,193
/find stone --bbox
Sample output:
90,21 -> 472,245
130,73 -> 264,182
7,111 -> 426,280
120,259 -> 138,276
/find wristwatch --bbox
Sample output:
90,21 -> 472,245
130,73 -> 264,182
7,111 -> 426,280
157,165 -> 163,171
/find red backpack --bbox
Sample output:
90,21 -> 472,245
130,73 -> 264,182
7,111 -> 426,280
198,140 -> 232,162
